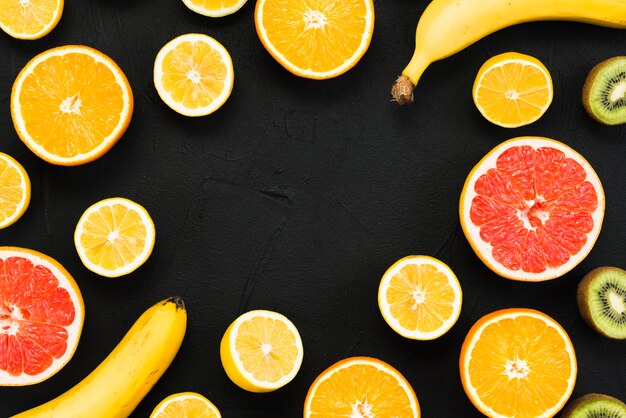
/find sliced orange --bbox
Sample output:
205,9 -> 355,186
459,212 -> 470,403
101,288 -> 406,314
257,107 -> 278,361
11,45 -> 133,166
460,308 -> 577,418
181,0 -> 248,17
378,255 -> 462,340
304,356 -> 420,417
255,0 -> 375,79
220,310 -> 303,392
74,197 -> 155,278
0,0 -> 63,40
0,152 -> 30,229
150,392 -> 221,418
154,33 -> 234,117
473,52 -> 553,128
459,137 -> 605,281
0,247 -> 84,386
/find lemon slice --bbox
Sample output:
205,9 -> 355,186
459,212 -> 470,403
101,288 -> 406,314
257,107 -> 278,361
150,392 -> 221,418
220,310 -> 304,392
0,0 -> 63,40
154,33 -> 234,117
182,0 -> 248,17
74,197 -> 156,278
0,153 -> 30,229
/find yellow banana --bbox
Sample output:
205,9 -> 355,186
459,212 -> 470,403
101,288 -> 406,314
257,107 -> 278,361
391,0 -> 626,105
12,297 -> 187,418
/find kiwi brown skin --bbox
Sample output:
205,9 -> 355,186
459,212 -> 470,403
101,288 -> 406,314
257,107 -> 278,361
577,266 -> 625,339
560,393 -> 626,417
582,56 -> 626,125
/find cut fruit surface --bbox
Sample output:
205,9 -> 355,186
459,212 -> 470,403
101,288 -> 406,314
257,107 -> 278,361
582,56 -> 626,125
220,310 -> 303,392
74,197 -> 155,278
154,33 -> 234,117
460,308 -> 577,418
561,393 -> 626,418
181,0 -> 248,17
304,356 -> 420,418
255,0 -> 375,79
378,255 -> 462,340
0,153 -> 30,229
0,0 -> 63,40
459,137 -> 605,281
0,247 -> 84,386
473,52 -> 553,128
150,392 -> 221,418
11,45 -> 133,166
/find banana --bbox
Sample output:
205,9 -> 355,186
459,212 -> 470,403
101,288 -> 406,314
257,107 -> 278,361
391,0 -> 626,105
12,297 -> 187,418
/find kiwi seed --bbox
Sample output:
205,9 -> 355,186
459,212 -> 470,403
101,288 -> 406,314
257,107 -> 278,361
561,393 -> 626,418
582,56 -> 626,125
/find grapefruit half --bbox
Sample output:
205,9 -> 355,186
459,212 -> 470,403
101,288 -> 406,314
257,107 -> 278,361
460,137 -> 605,281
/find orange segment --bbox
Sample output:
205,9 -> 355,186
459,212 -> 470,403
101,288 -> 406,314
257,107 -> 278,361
473,52 -> 553,128
0,0 -> 63,40
255,0 -> 375,79
182,0 -> 248,17
11,45 -> 133,166
460,308 -> 577,418
150,392 -> 221,418
304,357 -> 420,417
0,153 -> 30,229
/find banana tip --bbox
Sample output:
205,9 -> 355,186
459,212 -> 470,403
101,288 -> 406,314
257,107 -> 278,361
166,296 -> 185,309
391,75 -> 414,105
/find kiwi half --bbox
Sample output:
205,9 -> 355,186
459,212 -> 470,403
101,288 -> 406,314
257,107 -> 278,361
582,56 -> 626,125
577,267 -> 626,339
561,393 -> 626,418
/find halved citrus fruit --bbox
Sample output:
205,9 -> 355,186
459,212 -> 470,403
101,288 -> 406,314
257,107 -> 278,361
255,0 -> 375,79
11,45 -> 133,166
0,0 -> 63,40
154,33 -> 234,117
0,152 -> 31,229
74,197 -> 155,278
181,0 -> 247,17
150,392 -> 221,418
0,247 -> 84,386
460,308 -> 577,418
304,356 -> 420,417
460,137 -> 604,281
473,52 -> 553,128
378,255 -> 462,340
220,310 -> 303,392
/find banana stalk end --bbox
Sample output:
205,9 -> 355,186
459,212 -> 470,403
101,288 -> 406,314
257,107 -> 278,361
391,75 -> 415,105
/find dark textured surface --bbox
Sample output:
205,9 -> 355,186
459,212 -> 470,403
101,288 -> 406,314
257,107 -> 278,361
1,0 -> 626,416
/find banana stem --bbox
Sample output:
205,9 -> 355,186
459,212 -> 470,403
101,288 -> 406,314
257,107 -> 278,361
390,52 -> 430,105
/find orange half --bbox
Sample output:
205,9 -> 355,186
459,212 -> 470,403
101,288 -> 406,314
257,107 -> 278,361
0,0 -> 63,40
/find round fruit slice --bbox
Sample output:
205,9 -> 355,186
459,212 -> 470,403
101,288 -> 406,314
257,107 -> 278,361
11,45 -> 133,166
0,247 -> 84,386
0,152 -> 31,229
0,0 -> 63,40
255,0 -> 375,79
154,33 -> 234,117
220,310 -> 303,392
181,0 -> 247,17
378,255 -> 462,340
577,266 -> 626,340
150,392 -> 221,418
74,197 -> 155,278
583,56 -> 626,125
460,308 -> 577,418
561,393 -> 626,418
473,52 -> 553,128
459,137 -> 605,281
304,357 -> 420,417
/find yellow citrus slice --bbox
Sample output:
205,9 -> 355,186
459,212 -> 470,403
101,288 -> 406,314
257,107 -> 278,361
11,45 -> 133,166
220,310 -> 303,392
74,197 -> 155,278
150,392 -> 221,418
154,33 -> 234,117
0,247 -> 84,386
473,52 -> 553,128
460,308 -> 577,418
304,356 -> 420,417
378,255 -> 462,340
459,136 -> 605,281
0,0 -> 63,40
254,0 -> 375,79
0,153 -> 30,229
181,0 -> 247,17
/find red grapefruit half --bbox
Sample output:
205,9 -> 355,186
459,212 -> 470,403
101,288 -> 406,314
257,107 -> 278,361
0,247 -> 84,385
460,137 -> 605,281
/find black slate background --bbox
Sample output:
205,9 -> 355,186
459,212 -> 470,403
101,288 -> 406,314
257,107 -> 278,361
1,0 -> 626,416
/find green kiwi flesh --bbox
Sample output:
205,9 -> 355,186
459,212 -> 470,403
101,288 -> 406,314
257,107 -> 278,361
577,266 -> 626,339
561,393 -> 626,418
582,57 -> 626,125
